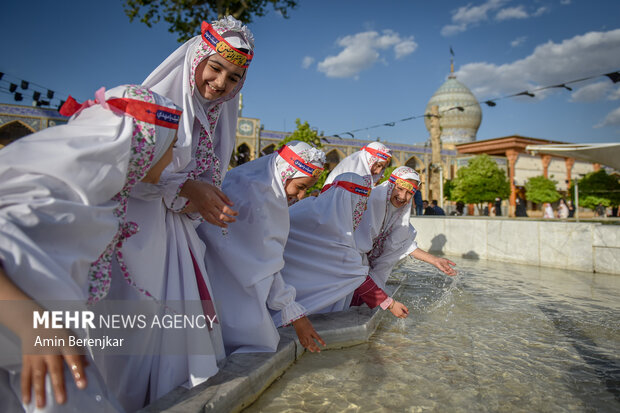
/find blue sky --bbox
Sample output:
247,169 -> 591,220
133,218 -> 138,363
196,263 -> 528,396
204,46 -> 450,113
1,0 -> 620,145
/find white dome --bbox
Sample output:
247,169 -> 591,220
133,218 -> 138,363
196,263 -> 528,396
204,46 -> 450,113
424,75 -> 482,144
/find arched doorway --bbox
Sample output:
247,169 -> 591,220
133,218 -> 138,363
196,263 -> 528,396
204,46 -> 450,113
325,149 -> 345,172
405,155 -> 423,171
0,120 -> 36,148
232,143 -> 251,166
260,144 -> 275,157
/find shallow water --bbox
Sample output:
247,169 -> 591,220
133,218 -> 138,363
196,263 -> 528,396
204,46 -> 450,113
245,258 -> 620,413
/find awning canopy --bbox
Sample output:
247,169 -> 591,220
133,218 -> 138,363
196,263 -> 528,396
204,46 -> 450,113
525,143 -> 620,171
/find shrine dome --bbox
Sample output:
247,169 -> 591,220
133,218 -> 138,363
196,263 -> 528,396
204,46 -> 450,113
424,70 -> 482,145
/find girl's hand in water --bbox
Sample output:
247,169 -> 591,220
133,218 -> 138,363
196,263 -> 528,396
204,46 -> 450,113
180,180 -> 238,228
292,316 -> 326,353
389,300 -> 409,318
434,257 -> 458,276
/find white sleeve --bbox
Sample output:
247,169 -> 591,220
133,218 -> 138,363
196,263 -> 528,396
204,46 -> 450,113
369,225 -> 417,288
267,272 -> 307,325
156,171 -> 189,212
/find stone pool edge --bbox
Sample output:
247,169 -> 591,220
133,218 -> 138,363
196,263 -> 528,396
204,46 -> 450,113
138,282 -> 401,413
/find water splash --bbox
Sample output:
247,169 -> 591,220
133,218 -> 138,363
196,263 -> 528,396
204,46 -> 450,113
391,257 -> 466,320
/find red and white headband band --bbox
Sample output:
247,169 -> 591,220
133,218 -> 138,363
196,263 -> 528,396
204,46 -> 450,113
201,21 -> 254,68
321,181 -> 371,197
388,174 -> 419,193
363,146 -> 391,161
277,145 -> 324,178
60,89 -> 182,129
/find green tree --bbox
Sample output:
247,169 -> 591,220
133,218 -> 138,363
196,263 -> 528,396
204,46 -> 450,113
276,119 -> 324,150
276,119 -> 326,194
377,166 -> 397,184
124,0 -> 298,42
443,179 -> 456,201
569,169 -> 620,210
451,154 -> 510,213
524,175 -> 561,205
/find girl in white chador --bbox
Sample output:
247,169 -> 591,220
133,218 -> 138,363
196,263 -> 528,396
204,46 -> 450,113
324,141 -> 392,186
103,16 -> 255,409
199,141 -> 327,354
0,85 -> 179,412
351,166 -> 457,316
271,172 -> 372,327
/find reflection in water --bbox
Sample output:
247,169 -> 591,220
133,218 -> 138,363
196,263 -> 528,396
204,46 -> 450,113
245,258 -> 620,412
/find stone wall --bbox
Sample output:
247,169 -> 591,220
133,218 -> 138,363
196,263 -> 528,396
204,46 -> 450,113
411,217 -> 620,275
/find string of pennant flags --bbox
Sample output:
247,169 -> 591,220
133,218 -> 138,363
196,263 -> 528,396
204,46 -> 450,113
0,71 -> 68,109
1,68 -> 619,124
331,70 -> 620,139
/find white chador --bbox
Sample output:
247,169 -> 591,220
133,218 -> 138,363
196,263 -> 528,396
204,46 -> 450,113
0,85 -> 179,413
271,173 -> 372,327
324,141 -> 392,186
355,166 -> 420,289
100,16 -> 255,410
198,141 -> 326,354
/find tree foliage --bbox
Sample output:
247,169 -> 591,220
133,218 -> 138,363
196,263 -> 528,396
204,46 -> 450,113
451,154 -> 510,212
276,119 -> 323,150
276,119 -> 326,193
124,0 -> 298,42
443,179 -> 456,201
377,166 -> 397,185
569,169 -> 620,210
524,175 -> 561,204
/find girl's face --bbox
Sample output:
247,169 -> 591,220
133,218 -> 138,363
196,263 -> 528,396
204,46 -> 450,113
390,180 -> 416,208
142,133 -> 178,184
370,160 -> 389,176
194,54 -> 245,100
284,176 -> 318,205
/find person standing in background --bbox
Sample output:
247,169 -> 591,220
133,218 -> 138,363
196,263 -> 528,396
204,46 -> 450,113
413,188 -> 423,216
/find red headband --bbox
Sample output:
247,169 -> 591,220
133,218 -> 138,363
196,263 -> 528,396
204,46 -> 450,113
277,145 -> 324,178
388,174 -> 419,193
60,96 -> 181,129
201,21 -> 253,68
363,146 -> 391,161
321,181 -> 371,197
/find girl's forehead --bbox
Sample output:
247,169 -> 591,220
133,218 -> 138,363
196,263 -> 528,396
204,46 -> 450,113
208,54 -> 245,77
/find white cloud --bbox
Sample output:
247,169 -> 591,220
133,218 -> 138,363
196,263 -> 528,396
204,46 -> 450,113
441,0 -> 508,36
394,37 -> 418,58
533,6 -> 549,17
317,30 -> 418,78
595,106 -> 620,128
442,0 -> 549,36
441,23 -> 468,37
496,6 -> 529,21
570,81 -> 612,102
453,0 -> 507,24
609,86 -> 620,101
301,56 -> 315,69
455,29 -> 620,100
511,36 -> 527,47
560,0 -> 571,5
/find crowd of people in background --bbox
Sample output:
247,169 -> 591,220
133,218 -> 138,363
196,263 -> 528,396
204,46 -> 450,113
411,195 -> 620,219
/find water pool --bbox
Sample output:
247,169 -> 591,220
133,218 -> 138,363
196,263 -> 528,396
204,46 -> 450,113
245,258 -> 620,412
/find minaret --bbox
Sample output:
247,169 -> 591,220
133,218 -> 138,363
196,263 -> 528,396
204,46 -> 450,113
429,105 -> 442,203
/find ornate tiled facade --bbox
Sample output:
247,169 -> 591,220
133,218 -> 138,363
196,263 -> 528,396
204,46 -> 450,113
0,103 -> 67,148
